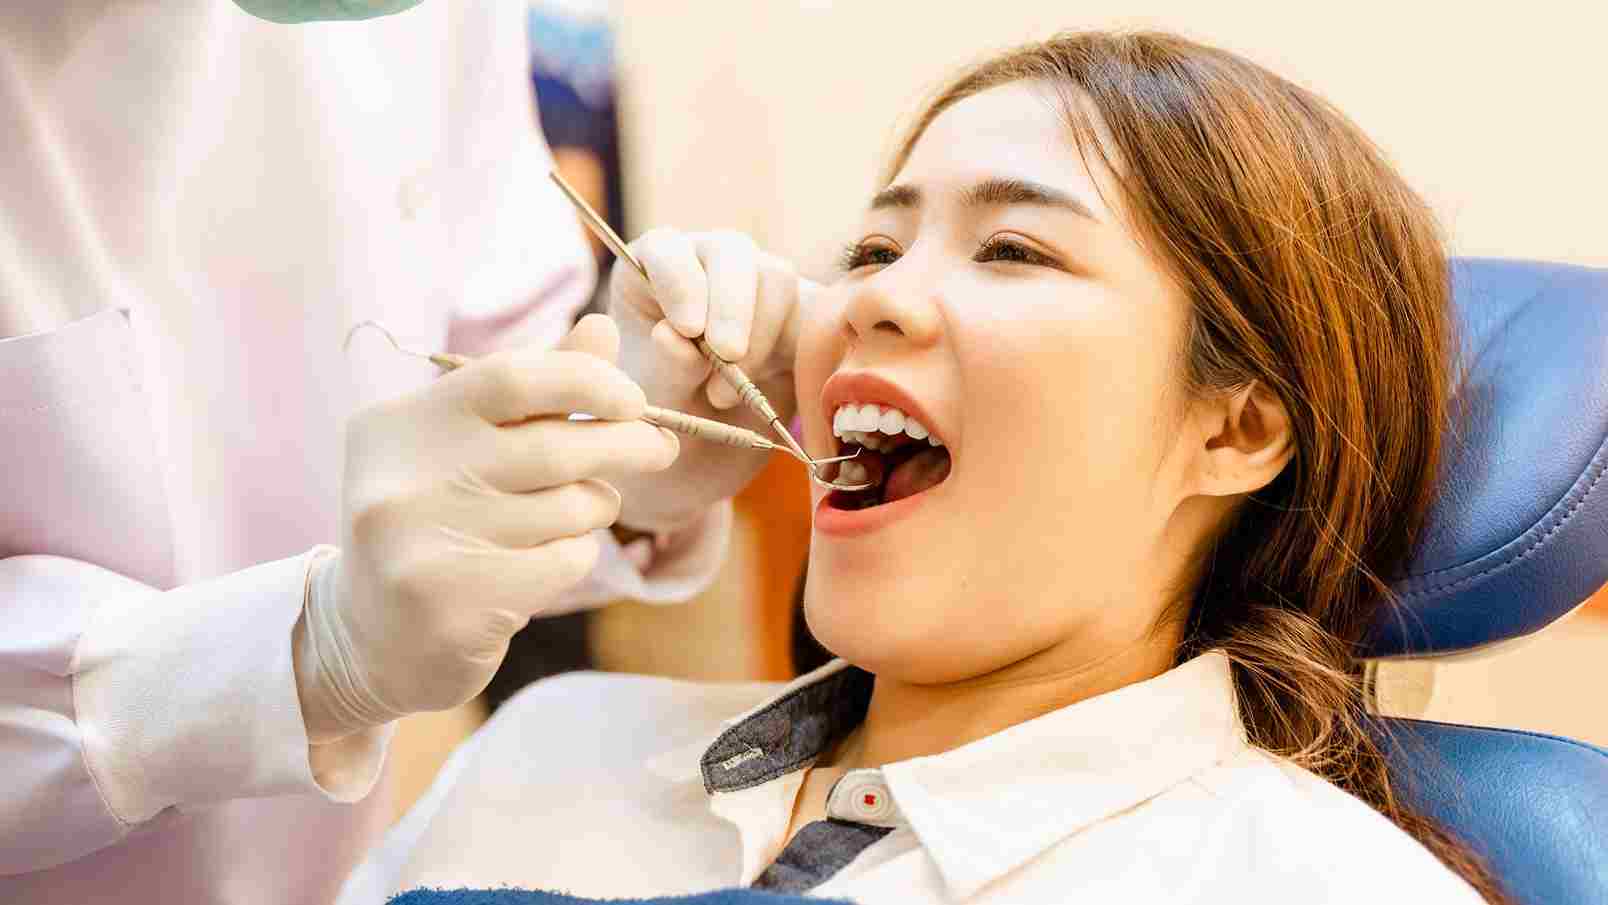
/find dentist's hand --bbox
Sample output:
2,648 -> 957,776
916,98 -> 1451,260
607,229 -> 814,532
294,315 -> 678,742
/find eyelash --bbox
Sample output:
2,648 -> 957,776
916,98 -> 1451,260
837,240 -> 899,272
837,236 -> 1055,272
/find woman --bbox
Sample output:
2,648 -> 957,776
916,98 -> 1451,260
349,31 -> 1505,904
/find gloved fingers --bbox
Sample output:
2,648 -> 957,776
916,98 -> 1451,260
440,478 -> 622,549
645,317 -> 715,404
748,256 -> 800,377
556,312 -> 621,362
618,228 -> 709,338
456,348 -> 646,426
469,532 -> 605,620
693,230 -> 760,363
775,275 -> 819,381
480,417 -> 679,492
424,532 -> 606,621
706,256 -> 796,410
349,531 -> 605,665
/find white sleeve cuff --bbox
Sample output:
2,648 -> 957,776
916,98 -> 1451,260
307,720 -> 395,803
72,551 -> 391,825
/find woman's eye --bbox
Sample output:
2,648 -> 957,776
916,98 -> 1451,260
839,241 -> 901,272
975,236 -> 1053,267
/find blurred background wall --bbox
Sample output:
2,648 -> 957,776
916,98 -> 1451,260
391,0 -> 1608,821
612,0 -> 1608,276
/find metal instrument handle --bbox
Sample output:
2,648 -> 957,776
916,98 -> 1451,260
641,405 -> 776,451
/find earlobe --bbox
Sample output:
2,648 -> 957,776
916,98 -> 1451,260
1197,381 -> 1294,497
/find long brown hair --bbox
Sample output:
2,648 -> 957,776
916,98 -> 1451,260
888,31 -> 1508,903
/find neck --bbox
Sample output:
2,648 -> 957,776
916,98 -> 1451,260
836,629 -> 1181,771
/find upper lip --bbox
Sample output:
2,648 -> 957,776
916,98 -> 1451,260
820,372 -> 947,451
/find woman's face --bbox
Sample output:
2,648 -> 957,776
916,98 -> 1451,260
796,82 -> 1208,683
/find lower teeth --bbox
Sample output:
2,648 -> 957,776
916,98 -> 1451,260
837,460 -> 872,486
830,445 -> 951,511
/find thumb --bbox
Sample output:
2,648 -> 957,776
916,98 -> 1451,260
765,276 -> 818,377
557,313 -> 622,363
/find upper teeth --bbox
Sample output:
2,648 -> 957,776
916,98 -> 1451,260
831,403 -> 942,449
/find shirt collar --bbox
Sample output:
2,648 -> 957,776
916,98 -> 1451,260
645,657 -> 865,789
885,651 -> 1246,898
647,651 -> 1247,900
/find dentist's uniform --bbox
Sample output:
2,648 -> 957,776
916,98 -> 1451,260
0,2 -> 723,902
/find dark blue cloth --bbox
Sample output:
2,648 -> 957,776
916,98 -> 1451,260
1370,257 -> 1608,656
389,890 -> 847,905
752,820 -> 893,893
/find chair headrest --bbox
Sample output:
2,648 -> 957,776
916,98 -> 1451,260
1366,258 -> 1608,658
1377,717 -> 1608,905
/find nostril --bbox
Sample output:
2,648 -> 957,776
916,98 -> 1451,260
872,320 -> 902,334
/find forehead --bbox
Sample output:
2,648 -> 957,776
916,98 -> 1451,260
893,82 -> 1114,219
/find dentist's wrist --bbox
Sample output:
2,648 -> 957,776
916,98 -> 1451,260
293,548 -> 350,745
293,548 -> 400,745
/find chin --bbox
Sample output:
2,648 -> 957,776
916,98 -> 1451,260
801,579 -> 965,683
802,578 -> 892,668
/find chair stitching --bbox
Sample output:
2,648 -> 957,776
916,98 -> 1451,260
1400,435 -> 1608,599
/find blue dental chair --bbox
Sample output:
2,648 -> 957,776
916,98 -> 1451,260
389,258 -> 1608,905
1364,257 -> 1608,905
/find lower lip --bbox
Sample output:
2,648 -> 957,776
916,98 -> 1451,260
813,484 -> 940,537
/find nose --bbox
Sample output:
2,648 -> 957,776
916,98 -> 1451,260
842,266 -> 943,349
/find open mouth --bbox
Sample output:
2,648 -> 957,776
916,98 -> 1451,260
825,403 -> 953,511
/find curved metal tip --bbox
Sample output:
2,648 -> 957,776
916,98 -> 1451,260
345,320 -> 438,364
808,448 -> 862,466
345,320 -> 401,353
813,474 -> 875,492
808,449 -> 874,492
776,447 -> 873,490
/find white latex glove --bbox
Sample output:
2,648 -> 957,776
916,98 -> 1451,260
607,229 -> 815,532
294,315 -> 678,742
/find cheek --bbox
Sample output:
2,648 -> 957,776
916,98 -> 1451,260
974,289 -> 1170,417
963,286 -> 1183,525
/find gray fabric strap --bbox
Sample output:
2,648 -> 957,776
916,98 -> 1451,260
751,819 -> 894,894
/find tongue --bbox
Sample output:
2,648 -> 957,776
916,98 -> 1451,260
883,446 -> 951,504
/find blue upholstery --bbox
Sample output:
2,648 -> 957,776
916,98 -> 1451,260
1369,258 -> 1608,657
1367,258 -> 1608,905
1376,718 -> 1608,904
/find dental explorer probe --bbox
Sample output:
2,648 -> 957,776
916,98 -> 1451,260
544,171 -> 868,492
585,404 -> 861,466
342,321 -> 862,471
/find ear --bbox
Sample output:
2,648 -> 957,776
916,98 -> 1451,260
1193,380 -> 1294,497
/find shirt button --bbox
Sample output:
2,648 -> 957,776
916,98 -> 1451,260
826,768 -> 900,826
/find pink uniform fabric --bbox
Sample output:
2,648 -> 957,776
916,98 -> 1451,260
0,3 -> 727,903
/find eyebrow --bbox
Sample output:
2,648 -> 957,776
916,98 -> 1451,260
869,177 -> 1100,222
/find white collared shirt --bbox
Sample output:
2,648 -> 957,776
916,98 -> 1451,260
348,651 -> 1485,904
